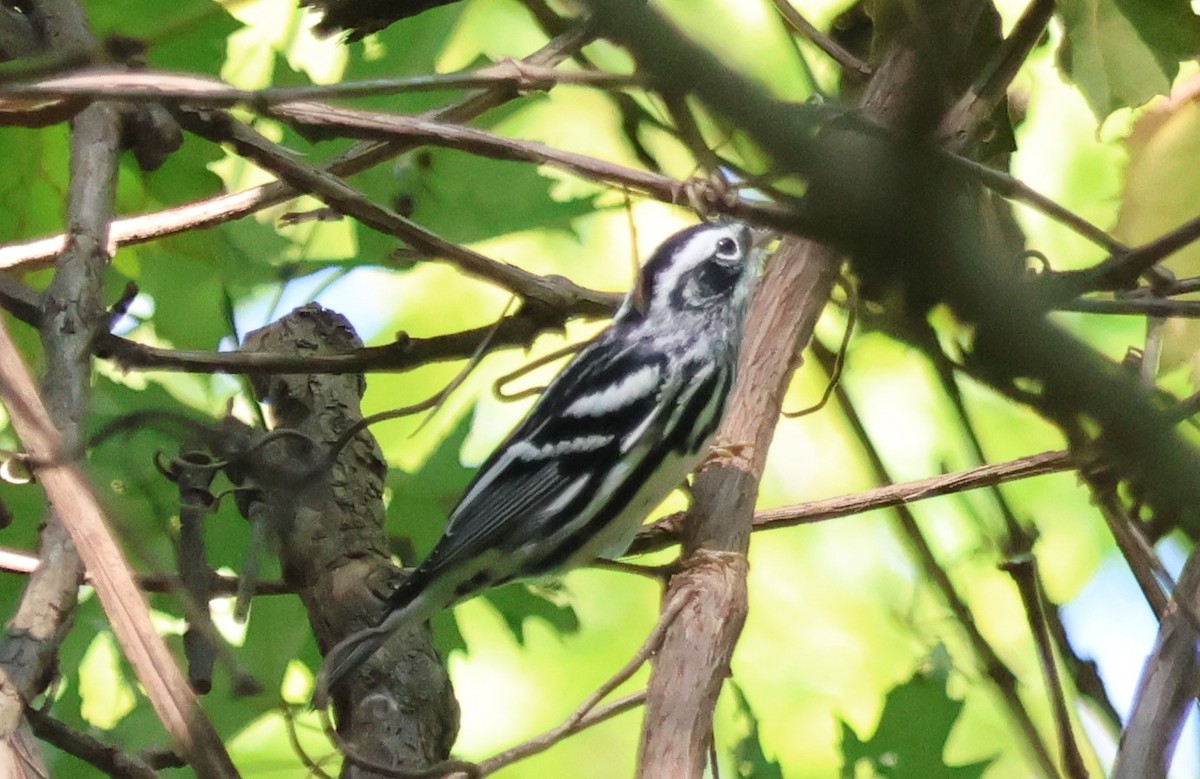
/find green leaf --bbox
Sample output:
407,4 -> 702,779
1112,0 -> 1200,74
1057,0 -> 1183,116
480,581 -> 580,645
0,126 -> 69,241
839,645 -> 992,779
729,682 -> 784,779
130,226 -> 285,349
387,410 -> 477,561
340,3 -> 467,115
88,0 -> 240,74
363,149 -> 594,247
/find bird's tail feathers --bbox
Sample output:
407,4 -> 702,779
312,562 -> 491,708
311,586 -> 432,708
313,626 -> 390,708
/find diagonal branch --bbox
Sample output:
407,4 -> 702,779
0,3 -> 121,768
267,101 -> 798,230
176,107 -> 614,316
0,317 -> 238,777
628,449 -> 1073,555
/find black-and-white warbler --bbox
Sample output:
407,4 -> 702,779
317,221 -> 768,700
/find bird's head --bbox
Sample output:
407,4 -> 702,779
621,221 -> 769,324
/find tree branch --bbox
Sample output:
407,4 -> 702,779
0,2 -> 119,768
267,101 -> 798,230
768,0 -> 871,76
0,25 -> 594,272
630,449 -> 1073,555
1111,552 -> 1200,779
241,304 -> 457,776
0,317 -> 239,777
176,107 -> 615,317
27,708 -> 166,779
0,61 -> 636,106
635,236 -> 840,776
936,0 -> 1055,151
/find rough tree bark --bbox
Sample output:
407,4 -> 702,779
600,3 -> 1009,775
0,0 -> 179,772
243,303 -> 458,776
636,239 -> 840,777
0,5 -> 119,764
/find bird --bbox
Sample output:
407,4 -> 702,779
315,220 -> 769,704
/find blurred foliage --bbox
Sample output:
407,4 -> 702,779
0,0 -> 1198,777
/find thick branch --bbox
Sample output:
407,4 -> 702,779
636,238 -> 840,776
242,304 -> 457,777
0,6 -> 120,763
1111,553 -> 1200,779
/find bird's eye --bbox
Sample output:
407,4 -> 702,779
715,237 -> 739,259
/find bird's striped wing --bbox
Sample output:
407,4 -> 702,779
393,338 -> 669,598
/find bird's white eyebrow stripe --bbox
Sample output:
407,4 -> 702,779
510,434 -> 614,461
564,363 -> 661,417
649,225 -> 743,309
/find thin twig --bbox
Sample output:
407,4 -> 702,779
1000,554 -> 1089,779
478,692 -> 647,776
783,277 -> 856,418
282,705 -> 335,779
27,708 -> 163,779
1058,213 -> 1200,294
946,152 -> 1125,255
1057,297 -> 1200,318
628,449 -> 1073,556
1089,489 -> 1170,619
768,0 -> 871,76
492,340 -> 585,401
0,62 -> 637,105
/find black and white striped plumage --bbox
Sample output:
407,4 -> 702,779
317,221 -> 766,700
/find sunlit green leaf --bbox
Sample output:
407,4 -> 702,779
390,150 -> 595,244
1057,0 -> 1176,116
839,645 -> 993,779
729,682 -> 784,779
480,581 -> 580,645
